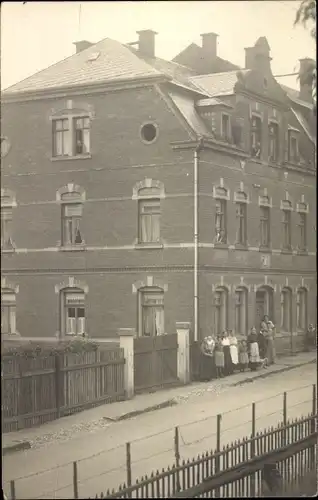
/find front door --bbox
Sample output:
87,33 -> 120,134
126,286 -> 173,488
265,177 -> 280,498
256,291 -> 266,331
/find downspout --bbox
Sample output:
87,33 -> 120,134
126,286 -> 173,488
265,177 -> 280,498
194,137 -> 204,342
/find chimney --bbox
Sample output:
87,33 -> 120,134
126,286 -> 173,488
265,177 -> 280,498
200,32 -> 218,61
73,40 -> 93,54
137,29 -> 158,58
244,37 -> 272,73
245,47 -> 255,70
299,58 -> 315,102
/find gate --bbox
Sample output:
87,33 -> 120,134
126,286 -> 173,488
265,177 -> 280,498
134,334 -> 179,393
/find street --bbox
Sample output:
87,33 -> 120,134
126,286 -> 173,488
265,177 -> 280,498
2,364 -> 316,499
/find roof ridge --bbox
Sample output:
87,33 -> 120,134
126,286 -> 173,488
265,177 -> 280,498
190,69 -> 247,80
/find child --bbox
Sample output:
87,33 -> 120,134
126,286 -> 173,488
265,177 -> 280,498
214,338 -> 224,378
238,339 -> 249,372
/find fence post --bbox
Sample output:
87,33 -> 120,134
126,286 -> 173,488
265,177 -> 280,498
118,329 -> 135,399
176,322 -> 190,384
310,384 -> 317,470
312,384 -> 316,415
174,426 -> 181,492
10,480 -> 16,500
251,403 -> 256,496
215,414 -> 222,498
55,354 -> 61,419
73,461 -> 78,499
126,442 -> 132,488
283,391 -> 287,426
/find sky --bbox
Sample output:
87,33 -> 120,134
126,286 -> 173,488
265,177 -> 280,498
1,1 -> 316,91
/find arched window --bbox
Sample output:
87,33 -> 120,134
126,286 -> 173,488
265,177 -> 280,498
235,287 -> 248,335
255,285 -> 274,330
138,287 -> 165,337
133,179 -> 165,245
61,288 -> 86,336
213,287 -> 228,334
259,190 -> 272,249
296,198 -> 309,252
1,287 -> 17,335
281,198 -> 292,251
1,189 -> 16,251
57,184 -> 85,247
234,185 -> 249,246
281,287 -> 292,332
296,287 -> 307,331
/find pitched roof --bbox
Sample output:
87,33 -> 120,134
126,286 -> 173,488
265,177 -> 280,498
172,43 -> 240,74
168,91 -> 212,137
190,70 -> 248,97
3,38 -> 163,95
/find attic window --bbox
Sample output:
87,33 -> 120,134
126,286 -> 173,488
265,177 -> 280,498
140,123 -> 158,144
87,52 -> 100,62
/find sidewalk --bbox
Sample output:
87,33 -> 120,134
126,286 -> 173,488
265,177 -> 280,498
2,351 -> 316,454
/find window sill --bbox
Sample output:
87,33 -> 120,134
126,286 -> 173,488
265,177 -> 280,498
1,332 -> 21,338
280,248 -> 293,255
58,245 -> 86,252
135,242 -> 164,250
51,154 -> 92,162
259,246 -> 272,253
214,243 -> 229,250
234,244 -> 249,251
297,249 -> 309,256
1,248 -> 16,254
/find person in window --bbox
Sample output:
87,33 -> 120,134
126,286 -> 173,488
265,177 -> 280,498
214,229 -> 226,244
199,336 -> 215,381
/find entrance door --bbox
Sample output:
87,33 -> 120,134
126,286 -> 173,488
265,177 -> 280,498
256,291 -> 266,331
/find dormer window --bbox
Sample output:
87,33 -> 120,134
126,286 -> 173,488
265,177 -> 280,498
251,115 -> 262,159
288,130 -> 299,163
221,113 -> 231,142
268,122 -> 279,163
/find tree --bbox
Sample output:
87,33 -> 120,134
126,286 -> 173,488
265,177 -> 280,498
294,0 -> 316,101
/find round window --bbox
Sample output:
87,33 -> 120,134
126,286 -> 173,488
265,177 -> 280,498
140,123 -> 158,143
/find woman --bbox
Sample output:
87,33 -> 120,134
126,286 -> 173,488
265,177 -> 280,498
266,325 -> 276,365
199,336 -> 215,381
222,331 -> 233,376
258,329 -> 267,359
229,331 -> 239,373
248,327 -> 260,371
214,337 -> 225,378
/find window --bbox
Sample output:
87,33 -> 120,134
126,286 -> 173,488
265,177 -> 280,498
215,199 -> 227,243
296,288 -> 307,331
138,199 -> 161,243
1,207 -> 14,250
268,122 -> 279,162
221,114 -> 231,142
235,288 -> 248,335
282,210 -> 291,250
63,289 -> 85,336
74,117 -> 90,155
140,123 -> 158,143
260,206 -> 270,247
61,203 -> 83,246
288,132 -> 299,163
139,288 -> 164,336
251,116 -> 262,159
1,289 -> 16,335
298,212 -> 307,250
53,119 -> 69,157
236,203 -> 247,245
52,115 -> 90,158
214,288 -> 228,334
281,288 -> 292,332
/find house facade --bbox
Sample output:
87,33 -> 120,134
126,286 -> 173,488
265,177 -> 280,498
1,30 -> 316,354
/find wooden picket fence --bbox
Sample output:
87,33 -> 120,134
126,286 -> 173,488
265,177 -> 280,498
92,412 -> 318,498
1,348 -> 125,432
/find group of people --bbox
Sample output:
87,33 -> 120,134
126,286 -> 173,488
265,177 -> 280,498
199,315 -> 276,382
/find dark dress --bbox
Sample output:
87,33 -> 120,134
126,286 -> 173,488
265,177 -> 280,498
258,332 -> 267,359
223,342 -> 233,376
199,341 -> 215,381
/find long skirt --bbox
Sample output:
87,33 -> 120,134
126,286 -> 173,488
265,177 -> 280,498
199,353 -> 215,381
223,345 -> 233,375
266,337 -> 276,365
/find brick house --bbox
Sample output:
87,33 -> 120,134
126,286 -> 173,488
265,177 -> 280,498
1,30 -> 316,354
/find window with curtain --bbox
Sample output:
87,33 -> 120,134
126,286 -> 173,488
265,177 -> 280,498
251,115 -> 262,159
214,288 -> 228,334
61,203 -> 83,246
1,290 -> 16,334
53,119 -> 69,157
236,203 -> 247,245
138,199 -> 161,243
281,288 -> 292,332
140,289 -> 164,336
268,122 -> 279,162
235,288 -> 248,335
63,290 -> 85,336
298,212 -> 307,250
260,206 -> 270,247
282,209 -> 291,250
74,117 -> 90,155
296,288 -> 307,331
215,199 -> 227,243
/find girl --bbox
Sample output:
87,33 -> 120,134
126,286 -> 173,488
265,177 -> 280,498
238,339 -> 249,372
214,338 -> 224,378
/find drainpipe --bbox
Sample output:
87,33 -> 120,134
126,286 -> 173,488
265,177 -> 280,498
194,138 -> 204,342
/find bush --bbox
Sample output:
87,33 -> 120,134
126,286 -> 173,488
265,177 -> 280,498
2,337 -> 100,358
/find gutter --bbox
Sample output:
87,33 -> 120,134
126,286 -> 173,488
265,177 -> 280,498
193,138 -> 204,342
